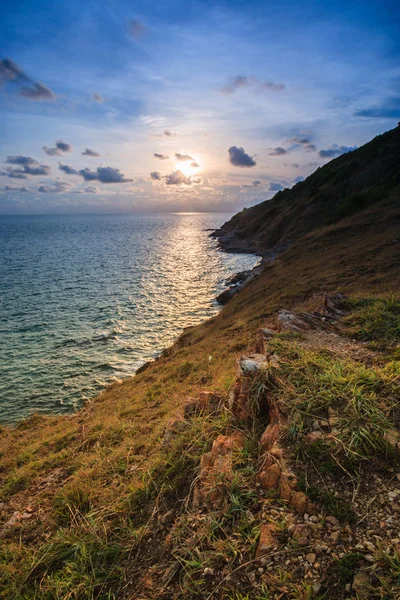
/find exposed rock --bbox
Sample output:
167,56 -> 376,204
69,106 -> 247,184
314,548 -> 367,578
194,431 -> 245,508
216,287 -> 239,305
238,354 -> 269,376
256,523 -> 280,556
259,462 -> 282,489
225,270 -> 252,285
323,294 -> 349,317
229,354 -> 269,420
383,428 -> 400,451
255,327 -> 276,354
277,309 -> 337,333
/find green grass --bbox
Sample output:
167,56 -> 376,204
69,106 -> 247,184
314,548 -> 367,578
263,335 -> 399,461
346,297 -> 400,350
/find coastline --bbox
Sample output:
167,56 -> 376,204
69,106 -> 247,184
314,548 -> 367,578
1,238 -> 260,428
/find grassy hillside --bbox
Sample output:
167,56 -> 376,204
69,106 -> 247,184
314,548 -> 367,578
0,127 -> 399,599
213,125 -> 400,255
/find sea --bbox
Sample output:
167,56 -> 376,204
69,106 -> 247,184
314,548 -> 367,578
0,213 -> 258,423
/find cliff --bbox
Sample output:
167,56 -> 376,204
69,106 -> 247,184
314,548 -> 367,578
0,127 -> 400,600
213,124 -> 400,256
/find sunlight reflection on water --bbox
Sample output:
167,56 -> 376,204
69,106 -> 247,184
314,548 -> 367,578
0,213 -> 258,422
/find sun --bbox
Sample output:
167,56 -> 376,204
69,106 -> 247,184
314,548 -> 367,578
176,161 -> 200,177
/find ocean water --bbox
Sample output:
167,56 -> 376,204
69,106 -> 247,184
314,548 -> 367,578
0,213 -> 257,423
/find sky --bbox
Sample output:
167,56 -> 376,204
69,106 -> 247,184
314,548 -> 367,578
0,0 -> 399,214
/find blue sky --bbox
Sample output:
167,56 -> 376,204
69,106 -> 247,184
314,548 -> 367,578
1,0 -> 399,214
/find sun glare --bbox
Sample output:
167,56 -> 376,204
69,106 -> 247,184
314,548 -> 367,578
176,162 -> 200,177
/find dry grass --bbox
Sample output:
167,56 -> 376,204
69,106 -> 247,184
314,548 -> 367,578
0,214 -> 399,598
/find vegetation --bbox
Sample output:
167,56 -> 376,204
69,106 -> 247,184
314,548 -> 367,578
1,127 -> 399,597
214,124 -> 400,256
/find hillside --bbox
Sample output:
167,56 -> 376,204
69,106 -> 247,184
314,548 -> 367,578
0,127 -> 400,600
213,125 -> 400,255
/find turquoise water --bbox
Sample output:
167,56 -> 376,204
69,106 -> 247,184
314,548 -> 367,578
0,213 -> 257,423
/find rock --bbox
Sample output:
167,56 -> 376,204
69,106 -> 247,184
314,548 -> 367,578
3,511 -> 23,528
161,414 -> 185,447
352,570 -> 370,599
229,354 -> 270,420
256,523 -> 280,556
239,354 -> 269,376
323,294 -> 349,317
225,270 -> 251,285
331,531 -> 341,544
255,328 -> 276,353
306,553 -> 316,564
194,431 -> 245,507
383,428 -> 400,450
259,463 -> 281,490
291,492 -> 308,514
277,308 -> 337,333
216,287 -> 238,305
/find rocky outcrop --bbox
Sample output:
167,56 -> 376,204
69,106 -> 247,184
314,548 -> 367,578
193,431 -> 245,508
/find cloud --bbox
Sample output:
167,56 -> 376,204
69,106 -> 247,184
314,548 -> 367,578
175,153 -> 194,161
43,146 -> 62,156
20,82 -> 55,100
287,137 -> 316,152
150,171 -> 162,180
269,182 -> 285,191
153,153 -> 169,160
129,19 -> 146,40
165,170 -> 192,185
222,75 -> 285,94
289,136 -> 310,144
4,185 -> 29,192
228,146 -> 256,168
191,162 -> 200,168
37,180 -> 71,193
43,140 -> 72,156
6,171 -> 27,179
6,155 -> 36,166
164,130 -> 177,138
319,145 -> 357,158
79,166 -> 132,183
5,155 -> 50,176
0,58 -> 25,84
56,140 -> 71,152
269,147 -> 287,156
293,176 -> 304,184
242,180 -> 262,189
82,148 -> 100,157
163,170 -> 203,186
0,58 -> 55,101
92,93 -> 103,103
354,98 -> 400,119
84,186 -> 97,193
59,163 -> 79,175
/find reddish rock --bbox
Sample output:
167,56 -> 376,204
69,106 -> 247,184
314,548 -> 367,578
195,431 -> 245,508
279,473 -> 294,502
259,463 -> 281,490
261,422 -> 282,450
256,523 -> 280,556
291,491 -> 308,514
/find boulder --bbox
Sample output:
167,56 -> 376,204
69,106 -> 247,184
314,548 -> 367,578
277,309 -> 337,333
